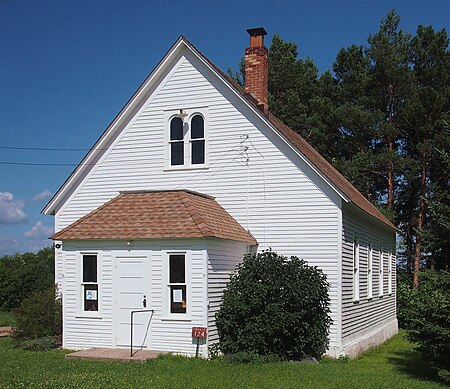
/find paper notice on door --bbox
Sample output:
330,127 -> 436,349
86,290 -> 97,300
173,289 -> 183,303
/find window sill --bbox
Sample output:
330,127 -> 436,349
75,315 -> 103,320
161,317 -> 192,322
164,166 -> 209,172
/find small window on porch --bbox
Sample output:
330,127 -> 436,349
82,254 -> 98,312
169,254 -> 186,314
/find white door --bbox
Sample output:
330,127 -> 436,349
115,254 -> 152,348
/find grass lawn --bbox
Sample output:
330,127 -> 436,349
0,312 -> 14,327
0,331 -> 445,389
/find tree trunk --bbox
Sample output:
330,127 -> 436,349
387,83 -> 394,208
406,226 -> 413,274
413,153 -> 427,289
387,140 -> 394,207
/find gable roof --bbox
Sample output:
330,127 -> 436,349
190,43 -> 395,230
51,190 -> 257,244
43,35 -> 395,230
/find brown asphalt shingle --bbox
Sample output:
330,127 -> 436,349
51,190 -> 257,244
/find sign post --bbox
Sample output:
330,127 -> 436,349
191,327 -> 207,358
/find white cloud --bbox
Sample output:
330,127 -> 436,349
0,192 -> 27,224
23,221 -> 54,239
31,189 -> 52,203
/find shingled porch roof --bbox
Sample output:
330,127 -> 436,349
51,190 -> 257,245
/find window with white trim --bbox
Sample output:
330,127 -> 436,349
168,254 -> 187,314
368,242 -> 373,299
166,110 -> 207,168
353,238 -> 360,302
388,248 -> 393,295
169,117 -> 184,166
82,254 -> 98,312
190,114 -> 205,165
379,247 -> 384,297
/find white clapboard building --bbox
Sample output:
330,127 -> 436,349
43,28 -> 397,358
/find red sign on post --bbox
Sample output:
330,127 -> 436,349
192,327 -> 207,339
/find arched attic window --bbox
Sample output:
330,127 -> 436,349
170,117 -> 184,166
190,114 -> 205,165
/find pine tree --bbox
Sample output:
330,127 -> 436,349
403,25 -> 450,286
366,10 -> 412,210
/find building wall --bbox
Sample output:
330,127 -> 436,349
61,239 -> 209,356
341,204 -> 397,355
206,239 -> 250,346
55,47 -> 343,349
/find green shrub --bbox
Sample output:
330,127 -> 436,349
216,250 -> 332,360
224,351 -> 282,364
0,311 -> 15,327
396,269 -> 417,329
18,336 -> 61,351
12,285 -> 62,349
208,342 -> 221,360
406,270 -> 450,382
0,247 -> 54,311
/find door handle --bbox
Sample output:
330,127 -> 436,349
143,295 -> 147,308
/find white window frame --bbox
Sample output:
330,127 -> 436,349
368,242 -> 373,299
78,252 -> 101,318
379,246 -> 384,297
353,238 -> 360,302
162,251 -> 191,320
164,107 -> 209,171
388,248 -> 393,295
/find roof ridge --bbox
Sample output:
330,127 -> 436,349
186,38 -> 395,230
178,191 -> 214,238
51,193 -> 125,240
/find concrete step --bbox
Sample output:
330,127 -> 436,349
65,347 -> 168,362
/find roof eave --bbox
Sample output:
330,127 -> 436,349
42,36 -> 188,215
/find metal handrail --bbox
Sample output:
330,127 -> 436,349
130,309 -> 154,356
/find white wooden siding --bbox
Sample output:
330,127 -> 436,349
62,248 -> 114,349
62,239 -> 208,356
55,48 -> 341,348
55,243 -> 63,292
206,239 -> 249,345
341,204 -> 396,346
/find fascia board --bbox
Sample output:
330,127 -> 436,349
42,37 -> 187,214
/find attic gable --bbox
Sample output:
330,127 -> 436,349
43,35 -> 395,230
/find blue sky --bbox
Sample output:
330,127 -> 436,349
0,0 -> 449,255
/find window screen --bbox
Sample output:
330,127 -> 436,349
169,255 -> 185,283
191,115 -> 205,165
169,254 -> 186,314
170,117 -> 184,165
170,285 -> 186,314
82,254 -> 98,312
191,115 -> 204,139
84,284 -> 99,311
170,117 -> 184,140
83,255 -> 97,282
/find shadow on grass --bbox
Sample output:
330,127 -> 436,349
387,347 -> 442,386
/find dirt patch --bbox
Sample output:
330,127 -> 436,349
0,327 -> 12,337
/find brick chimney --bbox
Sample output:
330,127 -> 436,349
245,27 -> 268,114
